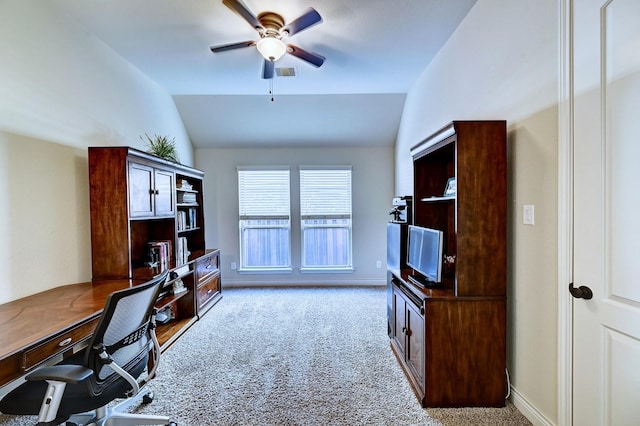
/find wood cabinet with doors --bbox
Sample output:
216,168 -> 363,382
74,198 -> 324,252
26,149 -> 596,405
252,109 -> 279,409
88,146 -> 221,350
388,121 -> 507,407
391,280 -> 425,396
127,161 -> 175,218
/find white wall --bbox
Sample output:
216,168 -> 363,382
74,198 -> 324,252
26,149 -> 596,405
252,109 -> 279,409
395,1 -> 559,424
0,1 -> 193,303
196,146 -> 394,287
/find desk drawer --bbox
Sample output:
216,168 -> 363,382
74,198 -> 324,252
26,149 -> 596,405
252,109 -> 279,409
196,274 -> 220,310
23,317 -> 99,370
196,252 -> 219,285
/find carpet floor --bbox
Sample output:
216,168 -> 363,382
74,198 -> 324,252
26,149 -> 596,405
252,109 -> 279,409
0,287 -> 531,425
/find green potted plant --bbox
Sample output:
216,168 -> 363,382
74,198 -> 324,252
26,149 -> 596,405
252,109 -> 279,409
142,133 -> 180,164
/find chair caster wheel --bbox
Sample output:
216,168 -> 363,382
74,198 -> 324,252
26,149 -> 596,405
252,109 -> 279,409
168,422 -> 177,426
142,392 -> 154,404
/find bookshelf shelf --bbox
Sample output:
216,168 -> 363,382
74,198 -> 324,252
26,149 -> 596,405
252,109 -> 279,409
420,196 -> 456,202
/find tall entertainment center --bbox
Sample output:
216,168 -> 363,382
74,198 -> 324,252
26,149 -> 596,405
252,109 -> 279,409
388,121 -> 507,407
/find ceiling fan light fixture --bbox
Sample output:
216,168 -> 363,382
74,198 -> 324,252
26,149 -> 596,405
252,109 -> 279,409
256,37 -> 286,61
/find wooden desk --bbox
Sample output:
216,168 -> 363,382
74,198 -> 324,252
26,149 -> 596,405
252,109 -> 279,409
0,280 -> 132,388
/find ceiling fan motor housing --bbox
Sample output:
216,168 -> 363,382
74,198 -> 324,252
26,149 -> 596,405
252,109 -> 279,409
257,12 -> 285,36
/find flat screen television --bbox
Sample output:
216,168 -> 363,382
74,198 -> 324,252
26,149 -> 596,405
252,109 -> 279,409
406,225 -> 444,287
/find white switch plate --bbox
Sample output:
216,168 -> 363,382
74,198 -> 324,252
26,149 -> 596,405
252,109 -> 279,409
231,262 -> 237,270
376,260 -> 382,269
523,204 -> 535,225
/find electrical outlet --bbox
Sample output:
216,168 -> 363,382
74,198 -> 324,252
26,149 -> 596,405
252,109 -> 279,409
231,262 -> 237,270
376,260 -> 382,269
523,204 -> 535,225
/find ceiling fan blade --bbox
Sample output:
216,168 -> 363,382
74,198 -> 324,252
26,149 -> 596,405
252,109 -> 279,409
262,60 -> 275,79
282,8 -> 322,37
286,44 -> 325,68
210,40 -> 255,53
222,0 -> 262,30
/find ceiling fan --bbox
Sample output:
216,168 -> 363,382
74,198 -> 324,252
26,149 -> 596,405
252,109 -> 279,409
210,0 -> 325,79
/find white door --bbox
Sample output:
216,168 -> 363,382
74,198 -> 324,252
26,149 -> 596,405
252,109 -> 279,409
572,0 -> 640,424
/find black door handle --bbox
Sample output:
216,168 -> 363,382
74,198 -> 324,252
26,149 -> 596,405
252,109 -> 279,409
569,283 -> 593,300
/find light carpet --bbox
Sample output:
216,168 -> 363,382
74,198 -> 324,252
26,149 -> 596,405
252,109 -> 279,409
0,287 -> 531,425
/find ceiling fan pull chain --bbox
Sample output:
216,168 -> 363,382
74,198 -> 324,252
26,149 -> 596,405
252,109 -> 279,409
270,77 -> 274,102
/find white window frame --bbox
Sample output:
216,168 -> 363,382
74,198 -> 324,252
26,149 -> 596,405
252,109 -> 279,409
237,166 -> 292,272
299,166 -> 353,272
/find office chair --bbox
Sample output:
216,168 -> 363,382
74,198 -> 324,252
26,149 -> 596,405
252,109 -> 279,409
0,271 -> 176,426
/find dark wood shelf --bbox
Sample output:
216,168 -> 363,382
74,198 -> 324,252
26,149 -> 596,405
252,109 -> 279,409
177,227 -> 201,234
155,290 -> 192,311
156,317 -> 198,350
420,196 -> 455,202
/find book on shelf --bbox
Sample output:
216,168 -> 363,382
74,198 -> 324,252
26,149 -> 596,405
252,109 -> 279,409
177,179 -> 193,190
177,192 -> 197,204
177,208 -> 197,231
147,240 -> 172,268
176,237 -> 190,265
189,207 -> 197,228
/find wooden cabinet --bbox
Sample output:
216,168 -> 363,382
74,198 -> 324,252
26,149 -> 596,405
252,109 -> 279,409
88,146 -> 221,350
128,161 -> 175,218
392,284 -> 425,394
389,121 -> 507,407
390,274 -> 506,407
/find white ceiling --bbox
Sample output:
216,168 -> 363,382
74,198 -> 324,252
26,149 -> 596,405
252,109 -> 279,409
52,0 -> 476,148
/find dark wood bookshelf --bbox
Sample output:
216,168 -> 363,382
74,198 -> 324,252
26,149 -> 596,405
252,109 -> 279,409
88,147 -> 222,351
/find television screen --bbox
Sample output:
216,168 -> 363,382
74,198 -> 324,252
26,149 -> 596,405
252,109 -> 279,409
406,225 -> 443,285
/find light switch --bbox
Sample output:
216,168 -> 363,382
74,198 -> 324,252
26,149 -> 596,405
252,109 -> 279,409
523,204 -> 535,225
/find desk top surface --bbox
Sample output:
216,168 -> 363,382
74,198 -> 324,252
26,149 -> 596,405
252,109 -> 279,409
0,280 -> 132,359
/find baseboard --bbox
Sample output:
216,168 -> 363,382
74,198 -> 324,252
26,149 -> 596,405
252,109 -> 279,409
510,386 -> 555,426
222,279 -> 386,288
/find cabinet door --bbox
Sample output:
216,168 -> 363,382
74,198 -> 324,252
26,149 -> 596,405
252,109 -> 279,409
392,289 -> 406,354
154,168 -> 175,217
128,162 -> 154,218
406,302 -> 425,389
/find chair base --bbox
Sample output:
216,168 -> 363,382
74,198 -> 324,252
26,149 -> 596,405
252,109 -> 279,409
64,387 -> 172,426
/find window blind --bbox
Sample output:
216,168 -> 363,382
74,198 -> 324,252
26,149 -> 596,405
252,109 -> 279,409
238,168 -> 290,220
300,167 -> 352,220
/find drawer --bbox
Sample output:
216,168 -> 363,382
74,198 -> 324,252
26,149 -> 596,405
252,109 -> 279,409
196,252 -> 219,285
196,274 -> 220,309
23,317 -> 100,370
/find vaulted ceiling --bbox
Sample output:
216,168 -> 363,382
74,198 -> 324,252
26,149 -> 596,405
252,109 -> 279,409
51,0 -> 477,148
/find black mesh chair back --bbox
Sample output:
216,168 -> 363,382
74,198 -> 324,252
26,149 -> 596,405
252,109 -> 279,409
83,271 -> 167,399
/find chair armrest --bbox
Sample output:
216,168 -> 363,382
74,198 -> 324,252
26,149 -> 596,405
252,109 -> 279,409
25,365 -> 93,384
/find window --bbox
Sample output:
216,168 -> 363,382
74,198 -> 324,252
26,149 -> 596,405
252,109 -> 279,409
299,167 -> 353,270
238,167 -> 291,271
